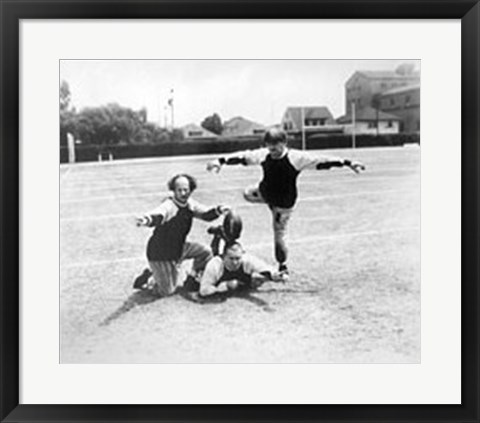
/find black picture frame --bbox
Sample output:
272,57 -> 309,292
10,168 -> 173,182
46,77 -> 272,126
1,0 -> 478,422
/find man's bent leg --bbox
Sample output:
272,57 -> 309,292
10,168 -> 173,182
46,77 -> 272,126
181,242 -> 213,274
148,260 -> 178,297
243,185 -> 265,203
270,206 -> 293,267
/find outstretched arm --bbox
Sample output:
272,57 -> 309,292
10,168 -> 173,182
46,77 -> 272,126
206,148 -> 268,173
289,149 -> 365,174
135,214 -> 163,227
244,254 -> 288,287
315,158 -> 366,173
135,201 -> 171,227
191,200 -> 230,222
250,270 -> 287,287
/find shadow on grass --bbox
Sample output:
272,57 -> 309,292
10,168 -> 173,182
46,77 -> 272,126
179,288 -> 275,313
233,291 -> 276,312
100,290 -> 161,326
100,284 -> 315,326
259,288 -> 323,295
177,288 -> 228,305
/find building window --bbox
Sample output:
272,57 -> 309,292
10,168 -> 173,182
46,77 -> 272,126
188,131 -> 203,137
253,129 -> 266,134
305,118 -> 328,127
368,122 -> 377,129
405,95 -> 411,106
387,120 -> 393,128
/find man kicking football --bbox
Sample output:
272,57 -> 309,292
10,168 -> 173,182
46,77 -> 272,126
133,173 -> 228,297
206,128 -> 365,275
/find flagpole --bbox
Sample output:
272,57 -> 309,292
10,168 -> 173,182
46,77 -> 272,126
169,89 -> 174,130
301,107 -> 306,151
351,101 -> 356,150
158,95 -> 162,127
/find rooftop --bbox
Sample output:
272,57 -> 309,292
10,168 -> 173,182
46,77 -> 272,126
381,84 -> 421,96
337,107 -> 401,123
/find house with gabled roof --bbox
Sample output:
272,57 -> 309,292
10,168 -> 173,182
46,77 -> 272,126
222,116 -> 266,138
181,123 -> 218,140
336,106 -> 401,135
281,106 -> 343,134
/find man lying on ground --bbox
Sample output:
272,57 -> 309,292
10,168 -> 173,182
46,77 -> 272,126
198,241 -> 286,298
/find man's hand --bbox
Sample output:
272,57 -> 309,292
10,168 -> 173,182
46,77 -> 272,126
206,159 -> 222,173
217,205 -> 231,215
135,216 -> 150,227
226,280 -> 240,290
215,280 -> 240,293
272,271 -> 289,283
347,160 -> 366,174
216,282 -> 230,293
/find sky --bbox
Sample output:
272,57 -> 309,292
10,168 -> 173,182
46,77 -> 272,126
60,60 -> 419,127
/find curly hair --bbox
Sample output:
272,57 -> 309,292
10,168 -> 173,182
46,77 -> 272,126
167,173 -> 198,192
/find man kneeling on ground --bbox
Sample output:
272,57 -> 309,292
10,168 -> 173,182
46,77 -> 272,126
133,173 -> 229,297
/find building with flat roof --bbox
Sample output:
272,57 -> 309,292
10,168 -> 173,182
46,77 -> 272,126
378,84 -> 420,133
345,63 -> 420,115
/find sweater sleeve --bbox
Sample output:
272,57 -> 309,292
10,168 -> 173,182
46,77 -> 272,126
242,254 -> 273,275
142,198 -> 172,226
199,257 -> 224,296
218,148 -> 268,166
288,149 -> 347,172
190,199 -> 223,222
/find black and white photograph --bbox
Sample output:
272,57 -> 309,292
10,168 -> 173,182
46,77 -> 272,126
60,59 -> 420,364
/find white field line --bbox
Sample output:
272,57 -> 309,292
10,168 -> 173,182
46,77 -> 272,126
60,167 -> 72,181
247,225 -> 420,251
59,146 -> 417,171
61,225 -> 419,270
61,175 -> 419,204
59,151 -> 228,169
60,188 -> 418,222
61,165 -> 418,188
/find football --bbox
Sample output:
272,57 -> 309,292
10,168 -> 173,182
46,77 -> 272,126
222,209 -> 243,241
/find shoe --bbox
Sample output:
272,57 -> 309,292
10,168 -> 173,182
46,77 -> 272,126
278,263 -> 289,282
133,268 -> 152,289
183,275 -> 200,292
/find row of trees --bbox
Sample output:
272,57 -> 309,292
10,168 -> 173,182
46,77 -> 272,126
60,80 -> 230,147
60,81 -> 183,147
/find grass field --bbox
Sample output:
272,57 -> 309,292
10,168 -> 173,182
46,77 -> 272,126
60,146 -> 420,363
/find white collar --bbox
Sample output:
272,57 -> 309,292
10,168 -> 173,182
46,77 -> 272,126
171,196 -> 189,208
